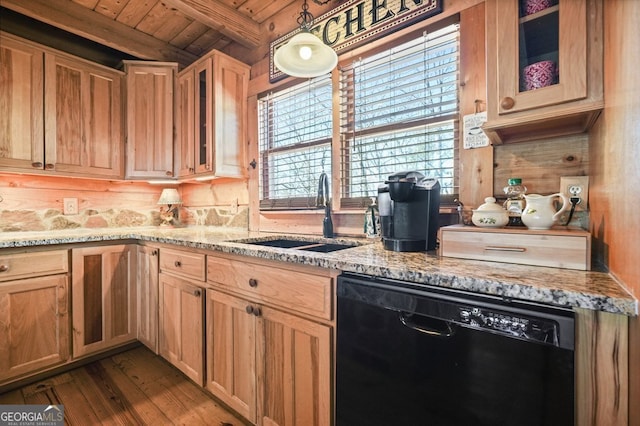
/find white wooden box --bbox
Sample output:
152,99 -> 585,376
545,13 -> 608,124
438,225 -> 591,270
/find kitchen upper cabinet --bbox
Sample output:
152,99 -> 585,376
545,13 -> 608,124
0,32 -> 124,178
136,245 -> 159,353
483,0 -> 603,144
0,34 -> 44,171
124,61 -> 177,180
71,245 -> 136,358
177,50 -> 249,179
0,250 -> 69,384
45,53 -> 124,177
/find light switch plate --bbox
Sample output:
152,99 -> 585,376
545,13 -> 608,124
63,198 -> 79,215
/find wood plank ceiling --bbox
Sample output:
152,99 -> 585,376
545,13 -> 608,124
0,0 -> 307,68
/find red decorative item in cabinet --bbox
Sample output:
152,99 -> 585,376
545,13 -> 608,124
523,60 -> 557,90
521,0 -> 552,15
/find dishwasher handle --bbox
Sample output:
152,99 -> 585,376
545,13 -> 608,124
399,312 -> 456,338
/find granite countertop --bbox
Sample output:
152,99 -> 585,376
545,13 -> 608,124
0,227 -> 636,316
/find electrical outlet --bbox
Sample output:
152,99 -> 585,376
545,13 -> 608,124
560,176 -> 589,211
63,198 -> 79,215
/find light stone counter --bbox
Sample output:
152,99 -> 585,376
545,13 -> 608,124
0,226 -> 636,316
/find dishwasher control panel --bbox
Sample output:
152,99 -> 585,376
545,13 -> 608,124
458,306 -> 559,345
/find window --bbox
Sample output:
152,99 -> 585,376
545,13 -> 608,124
258,76 -> 332,209
258,22 -> 460,210
340,23 -> 460,207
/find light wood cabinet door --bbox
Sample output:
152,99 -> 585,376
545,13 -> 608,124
124,61 -> 177,179
158,272 -> 204,385
136,245 -> 159,353
71,245 -> 136,358
258,306 -> 332,426
176,50 -> 249,179
44,53 -> 124,177
0,275 -> 69,383
177,66 -> 196,177
206,289 -> 257,423
0,34 -> 45,172
484,0 -> 603,143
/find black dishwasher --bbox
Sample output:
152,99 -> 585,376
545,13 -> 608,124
336,273 -> 574,426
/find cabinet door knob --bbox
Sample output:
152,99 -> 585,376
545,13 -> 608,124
152,250 -> 158,256
31,162 -> 43,168
0,264 -> 9,272
174,260 -> 182,267
249,278 -> 258,287
501,97 -> 515,110
193,289 -> 201,297
45,163 -> 55,170
253,307 -> 262,317
245,305 -> 254,315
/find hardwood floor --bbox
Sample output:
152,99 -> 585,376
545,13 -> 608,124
0,346 -> 250,426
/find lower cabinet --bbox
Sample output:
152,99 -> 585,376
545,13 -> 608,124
206,288 -> 332,426
257,304 -> 332,426
206,254 -> 335,426
0,274 -> 69,383
71,244 -> 136,358
158,272 -> 204,385
206,289 -> 257,422
136,245 -> 159,353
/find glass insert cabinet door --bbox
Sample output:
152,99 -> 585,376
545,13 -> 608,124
493,0 -> 588,115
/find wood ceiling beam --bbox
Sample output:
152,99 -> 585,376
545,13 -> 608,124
1,0 -> 198,67
165,0 -> 261,49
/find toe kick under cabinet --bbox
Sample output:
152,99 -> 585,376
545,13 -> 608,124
206,253 -> 337,426
439,225 -> 591,270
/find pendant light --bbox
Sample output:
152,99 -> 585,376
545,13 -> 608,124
274,0 -> 338,78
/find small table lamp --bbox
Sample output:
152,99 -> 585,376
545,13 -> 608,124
157,188 -> 182,227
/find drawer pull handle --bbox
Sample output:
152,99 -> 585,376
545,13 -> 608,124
175,260 -> 182,267
249,278 -> 258,287
193,289 -> 201,297
31,162 -> 43,168
484,246 -> 527,252
0,264 -> 9,272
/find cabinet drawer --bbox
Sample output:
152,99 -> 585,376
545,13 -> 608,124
207,256 -> 333,320
159,248 -> 205,282
0,250 -> 69,282
439,226 -> 591,270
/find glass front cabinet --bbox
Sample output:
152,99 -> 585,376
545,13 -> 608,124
483,0 -> 603,144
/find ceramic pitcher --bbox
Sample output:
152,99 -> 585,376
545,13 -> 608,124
521,193 -> 570,230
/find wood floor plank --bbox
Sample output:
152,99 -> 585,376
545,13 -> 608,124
70,364 -> 145,426
0,389 -> 25,404
95,355 -> 173,425
1,347 -> 247,426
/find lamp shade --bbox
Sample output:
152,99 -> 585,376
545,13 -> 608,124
157,188 -> 182,206
274,31 -> 338,78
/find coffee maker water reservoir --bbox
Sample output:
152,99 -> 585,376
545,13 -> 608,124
378,171 -> 440,252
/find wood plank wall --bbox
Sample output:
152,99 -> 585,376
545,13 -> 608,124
590,1 -> 640,423
0,173 -> 161,212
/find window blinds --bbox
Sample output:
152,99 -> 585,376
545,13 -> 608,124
340,23 -> 460,207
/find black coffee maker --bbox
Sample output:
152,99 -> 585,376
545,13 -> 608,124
378,171 -> 440,252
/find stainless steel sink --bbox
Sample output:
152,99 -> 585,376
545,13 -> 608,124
233,238 -> 358,253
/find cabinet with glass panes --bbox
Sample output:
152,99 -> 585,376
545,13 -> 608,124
483,0 -> 603,144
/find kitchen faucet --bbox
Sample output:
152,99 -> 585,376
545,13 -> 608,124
316,172 -> 334,238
